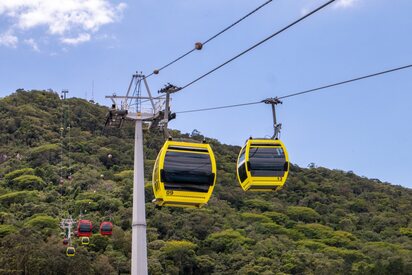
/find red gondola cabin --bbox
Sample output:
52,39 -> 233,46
100,221 -> 113,236
77,220 -> 92,237
63,238 -> 69,245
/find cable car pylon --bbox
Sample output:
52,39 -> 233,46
105,73 -> 167,275
157,83 -> 179,139
60,217 -> 76,256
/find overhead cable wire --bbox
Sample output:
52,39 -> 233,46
278,64 -> 412,100
202,0 -> 274,46
178,0 -> 337,91
176,101 -> 262,114
176,64 -> 412,114
146,0 -> 274,78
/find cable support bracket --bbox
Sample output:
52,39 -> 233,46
158,83 -> 182,94
157,83 -> 180,139
262,98 -> 282,139
262,97 -> 282,105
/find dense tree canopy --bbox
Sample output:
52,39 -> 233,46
0,90 -> 411,274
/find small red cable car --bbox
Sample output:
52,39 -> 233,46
63,238 -> 69,245
100,221 -> 113,236
77,220 -> 92,237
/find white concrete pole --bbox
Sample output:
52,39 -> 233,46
131,119 -> 148,275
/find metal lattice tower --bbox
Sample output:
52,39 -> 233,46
60,217 -> 76,245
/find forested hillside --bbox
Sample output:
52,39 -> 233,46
0,90 -> 411,275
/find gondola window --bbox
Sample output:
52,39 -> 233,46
161,151 -> 214,192
249,147 -> 286,177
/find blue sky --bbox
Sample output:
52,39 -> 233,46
1,0 -> 411,188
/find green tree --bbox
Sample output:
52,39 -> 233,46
160,240 -> 197,274
286,206 -> 321,222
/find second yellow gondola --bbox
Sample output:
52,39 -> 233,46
66,246 -> 75,257
81,236 -> 90,245
236,138 -> 289,191
152,140 -> 217,208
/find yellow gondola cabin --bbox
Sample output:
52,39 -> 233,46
237,138 -> 289,191
81,236 -> 90,245
152,140 -> 217,208
66,246 -> 75,257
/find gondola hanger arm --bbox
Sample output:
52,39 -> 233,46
262,97 -> 282,139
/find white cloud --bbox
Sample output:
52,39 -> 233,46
0,31 -> 18,48
24,38 -> 40,51
61,33 -> 91,45
335,0 -> 358,8
0,0 -> 126,47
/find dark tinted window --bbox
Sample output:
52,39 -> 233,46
249,147 -> 286,177
162,151 -> 214,192
238,163 -> 248,183
101,224 -> 112,232
79,223 -> 91,232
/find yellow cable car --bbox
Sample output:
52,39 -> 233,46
66,246 -> 75,257
81,236 -> 90,245
236,138 -> 289,191
152,140 -> 217,208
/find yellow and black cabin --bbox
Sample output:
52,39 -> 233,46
237,138 -> 289,191
81,236 -> 90,245
66,246 -> 75,257
152,140 -> 217,208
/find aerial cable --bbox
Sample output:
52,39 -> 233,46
59,93 -> 65,217
67,99 -> 72,181
176,101 -> 262,114
202,0 -> 274,46
176,63 -> 412,114
60,97 -> 64,184
278,64 -> 412,100
59,90 -> 72,217
178,0 -> 337,91
147,0 -> 274,78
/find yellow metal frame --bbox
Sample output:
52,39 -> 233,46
152,140 -> 217,208
66,247 -> 75,257
81,236 -> 90,245
236,139 -> 289,192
